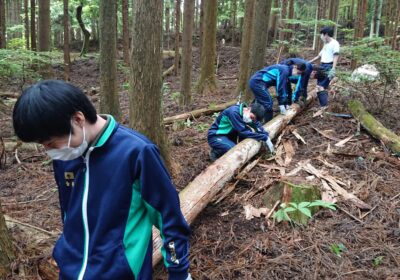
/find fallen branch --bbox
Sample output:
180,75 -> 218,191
0,92 -> 19,98
162,65 -> 175,77
163,100 -> 237,124
348,99 -> 400,155
153,90 -> 316,266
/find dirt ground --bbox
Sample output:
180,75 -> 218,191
0,46 -> 399,279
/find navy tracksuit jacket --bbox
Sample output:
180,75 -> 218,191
52,115 -> 190,280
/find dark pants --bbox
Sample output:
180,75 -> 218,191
317,63 -> 333,106
208,135 -> 236,159
248,79 -> 274,122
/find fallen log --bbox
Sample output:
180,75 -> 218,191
0,92 -> 19,99
163,100 -> 237,124
153,92 -> 316,266
348,99 -> 400,155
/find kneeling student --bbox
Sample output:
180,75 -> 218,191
207,103 -> 275,161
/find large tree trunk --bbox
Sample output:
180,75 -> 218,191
180,0 -> 195,106
173,0 -> 181,76
199,0 -> 204,58
122,0 -> 130,65
0,203 -> 15,278
63,0 -> 70,80
30,0 -> 36,50
38,0 -> 50,51
0,0 -> 5,48
196,0 -> 218,95
348,99 -> 400,155
244,0 -> 272,102
76,4 -> 91,57
152,91 -> 317,266
130,0 -> 170,165
236,0 -> 255,97
24,0 -> 29,49
278,0 -> 288,42
99,0 -> 121,120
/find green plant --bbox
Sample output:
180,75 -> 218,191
196,123 -> 209,133
184,118 -> 192,128
171,92 -> 181,102
212,112 -> 220,120
372,256 -> 384,267
273,200 -> 336,224
330,243 -> 347,257
208,102 -> 217,109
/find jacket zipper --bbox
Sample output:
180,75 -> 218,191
77,147 -> 94,280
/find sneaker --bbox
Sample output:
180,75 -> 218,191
209,149 -> 219,162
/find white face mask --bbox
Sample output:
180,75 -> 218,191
46,127 -> 88,161
243,112 -> 252,123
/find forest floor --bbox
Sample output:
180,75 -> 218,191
0,46 -> 399,279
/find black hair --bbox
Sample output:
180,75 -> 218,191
295,62 -> 307,72
312,66 -> 327,80
320,27 -> 334,37
250,103 -> 266,122
13,80 -> 97,143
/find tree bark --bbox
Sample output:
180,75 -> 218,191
288,0 -> 294,41
24,0 -> 29,49
196,0 -> 218,95
76,4 -> 91,57
278,0 -> 288,42
130,0 -> 170,165
0,203 -> 15,278
351,0 -> 368,69
38,0 -> 50,51
348,99 -> 400,155
245,0 -> 272,102
230,0 -> 237,45
375,0 -> 383,37
99,0 -> 121,120
174,0 -> 181,75
236,0 -> 255,97
0,0 -> 5,48
122,0 -> 130,65
63,0 -> 70,80
152,89 -> 317,266
199,0 -> 204,57
268,0 -> 279,45
180,0 -> 195,106
30,0 -> 36,50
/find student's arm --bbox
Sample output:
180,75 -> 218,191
138,145 -> 191,280
228,111 -> 268,141
309,55 -> 320,63
332,41 -> 340,70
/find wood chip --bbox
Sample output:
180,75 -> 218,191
243,204 -> 270,220
283,140 -> 295,167
335,135 -> 354,147
312,126 -> 340,141
292,129 -> 307,144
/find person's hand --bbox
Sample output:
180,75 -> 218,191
328,68 -> 336,79
279,105 -> 287,115
265,137 -> 275,154
186,273 -> 193,280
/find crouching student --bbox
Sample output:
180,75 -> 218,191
13,80 -> 192,280
207,103 -> 275,161
248,62 -> 306,122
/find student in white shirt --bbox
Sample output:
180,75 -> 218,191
309,27 -> 340,107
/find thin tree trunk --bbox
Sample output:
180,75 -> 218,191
99,0 -> 121,119
199,0 -> 204,57
268,0 -> 279,45
38,0 -> 50,51
24,0 -> 29,49
180,0 -> 195,106
236,0 -> 255,96
230,0 -> 237,45
0,0 -> 5,48
351,0 -> 368,69
375,0 -> 382,37
369,0 -> 376,38
122,0 -> 130,65
195,0 -> 199,34
196,0 -> 218,95
288,0 -> 294,41
130,0 -> 170,165
174,0 -> 181,75
63,0 -> 70,80
349,0 -> 355,22
30,0 -> 35,50
245,0 -> 272,102
278,0 -> 288,42
0,203 -> 15,278
76,4 -> 91,56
